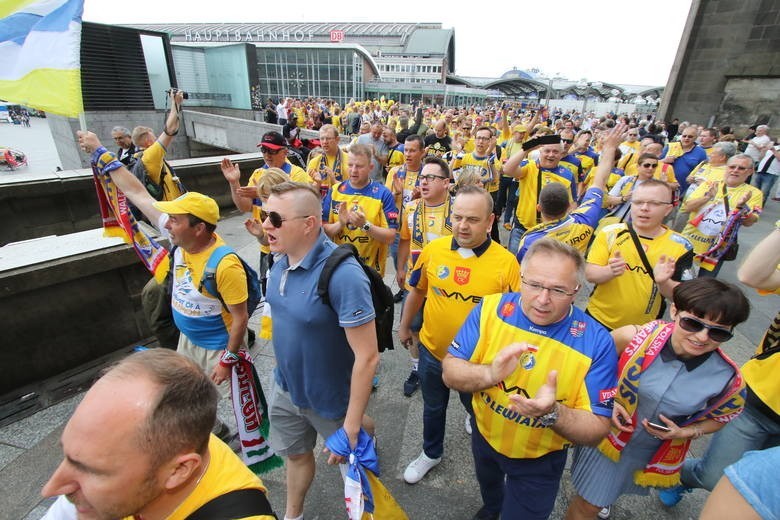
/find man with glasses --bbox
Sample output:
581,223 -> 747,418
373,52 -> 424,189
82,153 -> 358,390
605,153 -> 663,223
681,154 -> 762,277
661,126 -> 707,195
396,156 -> 454,397
558,128 -> 584,184
111,125 -> 136,166
399,186 -> 520,486
586,179 -> 695,330
323,143 -> 398,277
442,238 -> 617,520
619,128 -> 641,156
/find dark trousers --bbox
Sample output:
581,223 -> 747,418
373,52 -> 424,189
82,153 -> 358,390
471,426 -> 566,519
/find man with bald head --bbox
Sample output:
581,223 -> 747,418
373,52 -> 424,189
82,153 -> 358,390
263,181 -> 379,520
425,119 -> 453,158
42,349 -> 275,519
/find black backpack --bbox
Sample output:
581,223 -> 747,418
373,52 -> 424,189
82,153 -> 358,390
131,150 -> 184,201
317,244 -> 395,352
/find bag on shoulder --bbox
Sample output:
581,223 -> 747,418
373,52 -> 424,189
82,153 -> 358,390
317,244 -> 395,352
200,245 -> 263,318
130,150 -> 185,201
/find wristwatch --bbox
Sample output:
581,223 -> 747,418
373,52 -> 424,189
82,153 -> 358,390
361,222 -> 371,231
538,402 -> 560,427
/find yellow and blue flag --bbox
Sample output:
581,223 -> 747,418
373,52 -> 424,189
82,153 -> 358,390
0,0 -> 84,117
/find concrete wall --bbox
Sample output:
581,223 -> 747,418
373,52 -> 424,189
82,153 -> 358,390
0,236 -> 152,394
0,154 -> 265,245
659,0 -> 780,132
48,110 -> 191,170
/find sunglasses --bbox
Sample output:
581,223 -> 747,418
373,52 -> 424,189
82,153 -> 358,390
261,147 -> 283,155
263,211 -> 310,228
561,138 -> 574,144
641,162 -> 658,168
678,315 -> 733,343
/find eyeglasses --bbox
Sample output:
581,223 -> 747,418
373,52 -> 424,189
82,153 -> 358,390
561,138 -> 574,144
640,162 -> 659,168
522,280 -> 579,299
263,211 -> 311,228
261,147 -> 284,155
681,135 -> 696,139
475,136 -> 491,141
630,199 -> 673,208
678,315 -> 733,343
418,174 -> 449,182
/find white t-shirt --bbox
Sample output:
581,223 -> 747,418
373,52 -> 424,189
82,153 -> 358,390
746,134 -> 771,162
41,496 -> 77,520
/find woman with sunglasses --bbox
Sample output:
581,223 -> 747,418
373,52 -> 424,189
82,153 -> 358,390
565,277 -> 749,520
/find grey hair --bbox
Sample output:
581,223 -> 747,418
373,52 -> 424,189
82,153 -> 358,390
521,238 -> 586,288
112,126 -> 131,136
712,141 -> 737,158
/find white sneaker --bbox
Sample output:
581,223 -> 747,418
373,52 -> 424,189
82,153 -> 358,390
403,451 -> 441,484
597,506 -> 611,519
465,415 -> 473,435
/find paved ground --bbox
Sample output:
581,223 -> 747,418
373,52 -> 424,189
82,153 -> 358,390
0,117 -> 62,177
1,173 -> 778,519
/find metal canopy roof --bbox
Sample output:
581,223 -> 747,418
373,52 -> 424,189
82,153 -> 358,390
482,77 -> 550,96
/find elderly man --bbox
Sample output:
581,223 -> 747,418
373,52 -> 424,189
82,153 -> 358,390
111,125 -> 136,166
743,124 -> 772,166
355,122 -> 389,180
442,239 -> 617,520
661,126 -> 707,195
682,154 -> 763,277
400,186 -> 520,485
262,181 -> 379,520
751,141 -> 780,204
306,124 -> 349,197
42,349 -> 275,519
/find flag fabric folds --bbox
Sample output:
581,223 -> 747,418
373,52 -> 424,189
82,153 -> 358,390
325,428 -> 408,520
0,0 -> 84,117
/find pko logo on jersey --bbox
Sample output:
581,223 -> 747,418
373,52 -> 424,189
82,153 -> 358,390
454,266 -> 471,285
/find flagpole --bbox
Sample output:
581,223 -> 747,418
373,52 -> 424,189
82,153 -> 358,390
78,112 -> 87,132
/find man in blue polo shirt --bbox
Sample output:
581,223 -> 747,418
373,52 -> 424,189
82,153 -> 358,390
262,181 -> 379,520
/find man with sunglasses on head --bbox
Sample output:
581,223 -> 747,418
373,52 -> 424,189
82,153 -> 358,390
262,181 -> 379,520
585,178 -> 695,331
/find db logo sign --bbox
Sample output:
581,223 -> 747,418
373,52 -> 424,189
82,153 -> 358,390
330,30 -> 345,42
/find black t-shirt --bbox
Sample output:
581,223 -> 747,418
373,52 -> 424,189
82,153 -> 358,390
424,134 -> 452,157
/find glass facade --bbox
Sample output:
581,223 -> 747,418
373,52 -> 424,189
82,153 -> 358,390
254,48 -> 366,106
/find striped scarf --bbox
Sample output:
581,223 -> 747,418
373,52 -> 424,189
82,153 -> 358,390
90,147 -> 168,282
598,320 -> 745,487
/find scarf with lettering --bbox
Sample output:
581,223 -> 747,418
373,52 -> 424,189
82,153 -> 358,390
598,320 -> 745,487
230,350 -> 283,474
90,147 -> 168,282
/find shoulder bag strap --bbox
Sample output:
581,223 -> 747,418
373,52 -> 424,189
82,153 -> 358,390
185,488 -> 276,520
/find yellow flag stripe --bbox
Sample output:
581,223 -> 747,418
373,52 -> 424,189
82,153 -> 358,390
0,0 -> 39,19
0,68 -> 82,117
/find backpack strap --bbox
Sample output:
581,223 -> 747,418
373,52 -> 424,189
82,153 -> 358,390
199,245 -> 233,309
317,244 -> 359,306
184,488 -> 276,520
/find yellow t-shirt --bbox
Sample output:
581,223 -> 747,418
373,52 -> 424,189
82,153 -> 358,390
515,162 -> 576,230
682,181 -> 763,256
306,149 -> 349,197
409,236 -> 520,359
140,140 -> 184,200
586,223 -> 694,329
123,435 -> 273,520
399,197 -> 453,284
451,152 -> 500,192
386,145 -> 405,172
689,163 -> 726,185
741,307 -> 780,415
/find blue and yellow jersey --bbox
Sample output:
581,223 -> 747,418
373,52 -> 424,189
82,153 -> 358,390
385,165 -> 421,212
409,236 -> 520,360
515,162 -> 576,230
742,307 -> 780,415
399,197 -> 453,285
516,187 -> 603,262
323,180 -> 399,276
575,147 -> 599,182
449,293 -> 617,459
140,140 -> 184,200
451,152 -> 500,192
169,235 -> 247,350
559,153 -> 584,183
586,223 -> 694,330
581,167 -> 624,195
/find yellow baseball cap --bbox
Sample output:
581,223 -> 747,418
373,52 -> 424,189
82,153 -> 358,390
512,124 -> 527,133
153,192 -> 220,225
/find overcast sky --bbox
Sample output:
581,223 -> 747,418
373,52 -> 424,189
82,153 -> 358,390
83,0 -> 693,87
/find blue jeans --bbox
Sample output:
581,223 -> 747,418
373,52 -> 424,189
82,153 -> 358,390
681,402 -> 780,491
751,171 -> 779,205
507,224 -> 527,257
418,344 -> 472,458
471,425 -> 567,519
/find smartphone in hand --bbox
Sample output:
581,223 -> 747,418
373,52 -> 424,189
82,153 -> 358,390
647,421 -> 671,432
